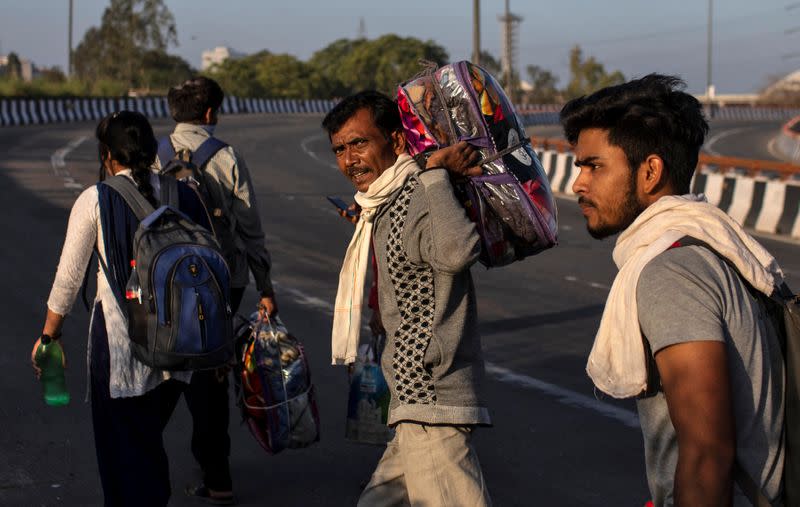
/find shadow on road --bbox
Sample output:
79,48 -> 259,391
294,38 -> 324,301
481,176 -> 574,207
479,304 -> 605,335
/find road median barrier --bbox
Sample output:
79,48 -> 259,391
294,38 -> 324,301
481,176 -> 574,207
0,96 -> 338,127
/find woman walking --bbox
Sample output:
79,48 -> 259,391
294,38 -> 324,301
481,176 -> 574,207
31,111 -> 209,506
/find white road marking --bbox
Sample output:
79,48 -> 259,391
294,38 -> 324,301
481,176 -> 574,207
703,126 -> 760,157
767,135 -> 791,162
300,133 -> 338,170
485,362 -> 640,428
767,137 -> 779,160
272,282 -> 370,335
565,275 -> 610,291
50,136 -> 88,192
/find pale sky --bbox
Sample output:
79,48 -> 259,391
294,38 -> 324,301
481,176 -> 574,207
1,0 -> 798,94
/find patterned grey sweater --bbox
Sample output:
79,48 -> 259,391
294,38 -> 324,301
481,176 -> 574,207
373,168 -> 491,426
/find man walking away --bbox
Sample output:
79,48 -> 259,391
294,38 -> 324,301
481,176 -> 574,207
162,76 -> 278,505
563,74 -> 784,506
323,90 -> 492,507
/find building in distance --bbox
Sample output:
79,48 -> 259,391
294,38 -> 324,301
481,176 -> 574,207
201,47 -> 246,71
0,54 -> 40,82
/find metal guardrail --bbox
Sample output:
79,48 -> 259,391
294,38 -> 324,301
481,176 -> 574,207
530,136 -> 800,181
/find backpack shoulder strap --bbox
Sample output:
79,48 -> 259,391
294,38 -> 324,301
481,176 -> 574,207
102,175 -> 156,221
157,136 -> 176,168
158,174 -> 179,208
80,251 -> 96,312
192,137 -> 229,171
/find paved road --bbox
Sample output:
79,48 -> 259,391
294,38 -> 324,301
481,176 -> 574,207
530,119 -> 789,162
3,115 -> 800,507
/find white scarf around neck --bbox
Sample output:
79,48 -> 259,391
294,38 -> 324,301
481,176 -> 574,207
331,153 -> 420,365
587,194 -> 784,398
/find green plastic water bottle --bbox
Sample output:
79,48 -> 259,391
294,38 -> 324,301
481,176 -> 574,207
36,335 -> 70,406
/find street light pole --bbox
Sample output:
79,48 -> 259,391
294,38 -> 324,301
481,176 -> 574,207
68,0 -> 73,78
472,0 -> 480,65
706,0 -> 714,116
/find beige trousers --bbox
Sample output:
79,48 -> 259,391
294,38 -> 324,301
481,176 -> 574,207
357,423 -> 492,507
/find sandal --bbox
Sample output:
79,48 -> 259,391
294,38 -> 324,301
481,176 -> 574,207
184,484 -> 236,506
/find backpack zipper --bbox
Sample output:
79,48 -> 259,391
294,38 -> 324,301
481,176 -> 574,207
197,292 -> 207,350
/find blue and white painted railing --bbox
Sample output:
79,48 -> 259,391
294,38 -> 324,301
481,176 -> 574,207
3,96 -> 799,128
0,96 -> 338,127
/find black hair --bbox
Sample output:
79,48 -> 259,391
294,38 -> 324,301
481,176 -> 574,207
96,110 -> 159,207
167,76 -> 225,123
560,74 -> 709,194
321,90 -> 402,139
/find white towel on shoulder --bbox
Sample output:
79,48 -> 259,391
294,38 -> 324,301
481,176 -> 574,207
331,154 -> 420,365
587,194 -> 784,398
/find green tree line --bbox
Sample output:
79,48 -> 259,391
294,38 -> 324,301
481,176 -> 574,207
207,35 -> 448,99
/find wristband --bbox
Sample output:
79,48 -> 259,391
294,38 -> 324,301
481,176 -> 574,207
413,151 -> 435,170
40,332 -> 62,342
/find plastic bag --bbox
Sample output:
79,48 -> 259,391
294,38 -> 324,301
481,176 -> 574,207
398,60 -> 558,267
237,314 -> 320,455
345,335 -> 393,445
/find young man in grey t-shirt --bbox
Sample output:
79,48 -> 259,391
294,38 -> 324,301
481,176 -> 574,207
637,247 -> 783,506
561,74 -> 785,506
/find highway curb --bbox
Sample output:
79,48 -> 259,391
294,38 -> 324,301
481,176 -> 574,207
535,147 -> 800,241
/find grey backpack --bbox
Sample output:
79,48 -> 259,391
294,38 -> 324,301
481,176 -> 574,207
101,175 -> 235,371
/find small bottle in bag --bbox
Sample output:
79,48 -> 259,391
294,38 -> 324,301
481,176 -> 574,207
125,259 -> 141,303
35,335 -> 70,406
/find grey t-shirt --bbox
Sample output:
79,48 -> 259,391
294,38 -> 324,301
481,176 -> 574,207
635,246 -> 784,507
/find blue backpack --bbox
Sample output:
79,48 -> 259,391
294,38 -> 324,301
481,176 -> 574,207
101,175 -> 234,371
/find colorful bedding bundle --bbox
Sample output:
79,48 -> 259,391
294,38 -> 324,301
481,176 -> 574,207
238,315 -> 320,455
398,61 -> 558,266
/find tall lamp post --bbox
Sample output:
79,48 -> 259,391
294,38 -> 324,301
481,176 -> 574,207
472,0 -> 481,65
68,0 -> 74,78
706,0 -> 715,117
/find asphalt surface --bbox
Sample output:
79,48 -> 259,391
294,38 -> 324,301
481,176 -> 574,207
2,115 -> 800,507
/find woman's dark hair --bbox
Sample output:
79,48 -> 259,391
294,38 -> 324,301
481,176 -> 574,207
560,74 -> 709,194
321,90 -> 402,139
96,110 -> 159,206
167,76 -> 225,123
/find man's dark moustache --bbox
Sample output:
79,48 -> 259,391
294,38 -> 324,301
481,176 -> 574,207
348,167 -> 371,176
578,196 -> 594,207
